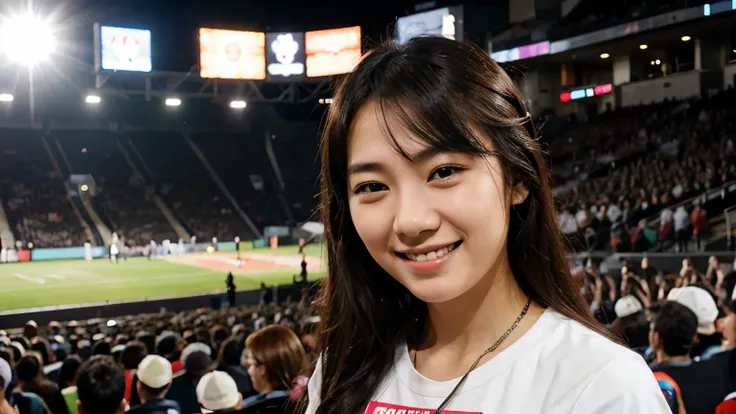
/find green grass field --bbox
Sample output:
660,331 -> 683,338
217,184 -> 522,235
0,244 -> 324,312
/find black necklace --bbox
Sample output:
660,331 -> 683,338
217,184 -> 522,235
412,297 -> 532,414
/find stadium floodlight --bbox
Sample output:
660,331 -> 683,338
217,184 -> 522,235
655,59 -> 661,65
85,95 -> 101,104
600,53 -> 610,59
0,14 -> 55,66
681,35 -> 692,42
229,100 -> 247,109
0,93 -> 13,102
165,98 -> 181,107
639,44 -> 648,50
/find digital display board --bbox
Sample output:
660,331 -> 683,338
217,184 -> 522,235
199,28 -> 266,80
265,32 -> 306,81
305,26 -> 361,77
396,7 -> 463,44
96,25 -> 152,72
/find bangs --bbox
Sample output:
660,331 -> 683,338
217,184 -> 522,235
372,85 -> 493,162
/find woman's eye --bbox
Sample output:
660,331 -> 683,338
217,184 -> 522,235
430,166 -> 463,181
355,182 -> 387,194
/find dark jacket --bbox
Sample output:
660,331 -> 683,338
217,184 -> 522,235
128,398 -> 181,414
165,372 -> 202,414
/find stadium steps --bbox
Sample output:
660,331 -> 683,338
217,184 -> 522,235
42,135 -> 101,245
263,134 -> 296,224
78,193 -> 112,246
184,134 -> 263,239
0,195 -> 16,250
115,138 -> 188,240
151,193 -> 190,240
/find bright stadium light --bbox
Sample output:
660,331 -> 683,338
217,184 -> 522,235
639,44 -> 648,50
85,95 -> 101,104
681,35 -> 691,42
600,53 -> 610,59
0,14 -> 55,66
229,100 -> 247,109
165,98 -> 181,107
0,93 -> 13,102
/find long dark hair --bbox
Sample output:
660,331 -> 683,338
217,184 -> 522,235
316,36 -> 615,413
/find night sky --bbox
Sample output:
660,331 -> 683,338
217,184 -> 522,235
8,0 -> 431,72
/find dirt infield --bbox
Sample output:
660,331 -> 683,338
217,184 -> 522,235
166,252 -> 324,274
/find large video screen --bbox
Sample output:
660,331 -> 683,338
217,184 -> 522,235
305,26 -> 361,78
396,7 -> 463,44
199,28 -> 266,80
97,25 -> 152,72
265,32 -> 306,81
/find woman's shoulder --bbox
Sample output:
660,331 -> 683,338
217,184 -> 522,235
540,308 -> 641,364
540,309 -> 669,412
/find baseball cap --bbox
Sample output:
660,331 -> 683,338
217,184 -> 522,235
669,286 -> 718,335
181,342 -> 211,363
615,295 -> 644,318
196,371 -> 240,411
0,357 -> 11,390
137,355 -> 173,388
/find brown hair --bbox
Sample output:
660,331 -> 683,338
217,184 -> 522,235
245,326 -> 306,391
315,36 -> 618,413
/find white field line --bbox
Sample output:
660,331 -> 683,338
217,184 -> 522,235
0,271 -> 213,293
12,273 -> 45,284
45,273 -> 66,279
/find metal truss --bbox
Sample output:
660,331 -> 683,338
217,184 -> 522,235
93,69 -> 333,104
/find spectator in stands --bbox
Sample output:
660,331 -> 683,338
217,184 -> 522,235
650,301 -> 731,414
15,355 -> 68,414
59,356 -> 82,414
691,203 -> 708,251
674,206 -> 691,252
215,337 -> 254,399
76,356 -> 126,414
120,342 -> 147,406
613,295 -> 650,351
196,371 -> 243,413
128,356 -> 179,414
668,287 -> 721,358
166,345 -> 212,414
243,326 -> 306,406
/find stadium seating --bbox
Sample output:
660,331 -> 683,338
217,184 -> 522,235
0,130 -> 87,248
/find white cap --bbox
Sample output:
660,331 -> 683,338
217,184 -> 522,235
614,295 -> 643,318
181,342 -> 212,363
668,286 -> 718,335
137,355 -> 173,388
196,371 -> 240,411
0,358 -> 11,391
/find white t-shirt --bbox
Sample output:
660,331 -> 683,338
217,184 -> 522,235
306,309 -> 670,414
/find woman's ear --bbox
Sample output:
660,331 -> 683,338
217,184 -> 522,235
510,182 -> 529,205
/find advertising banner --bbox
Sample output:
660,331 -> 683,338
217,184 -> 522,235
96,25 -> 152,72
266,32 -> 306,81
199,28 -> 266,80
305,26 -> 361,77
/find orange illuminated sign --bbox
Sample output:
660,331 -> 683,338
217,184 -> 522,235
199,28 -> 266,80
305,26 -> 361,77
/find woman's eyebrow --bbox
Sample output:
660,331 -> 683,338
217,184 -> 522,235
347,161 -> 384,177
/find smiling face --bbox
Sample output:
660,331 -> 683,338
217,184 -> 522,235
346,101 -> 526,304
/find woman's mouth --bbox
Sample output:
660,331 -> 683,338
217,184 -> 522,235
396,241 -> 463,272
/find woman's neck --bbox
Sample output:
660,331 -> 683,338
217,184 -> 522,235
416,253 -> 545,380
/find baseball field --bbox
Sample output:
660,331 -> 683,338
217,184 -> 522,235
0,244 -> 324,312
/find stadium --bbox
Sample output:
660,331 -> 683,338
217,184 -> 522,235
0,0 -> 735,413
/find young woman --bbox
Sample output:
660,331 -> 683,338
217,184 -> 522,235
243,326 -> 307,406
307,36 -> 669,413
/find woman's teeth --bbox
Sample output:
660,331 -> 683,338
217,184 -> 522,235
407,243 -> 456,262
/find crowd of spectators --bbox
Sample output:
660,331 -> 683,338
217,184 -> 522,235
0,288 -> 319,414
556,89 -> 736,252
0,131 -> 87,248
575,254 -> 736,413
